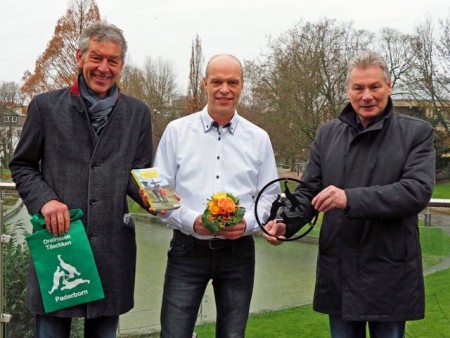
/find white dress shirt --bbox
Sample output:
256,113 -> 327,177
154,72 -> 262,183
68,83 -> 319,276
154,106 -> 280,239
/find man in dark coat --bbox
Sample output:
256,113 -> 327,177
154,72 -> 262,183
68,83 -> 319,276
263,50 -> 435,338
9,21 -> 153,337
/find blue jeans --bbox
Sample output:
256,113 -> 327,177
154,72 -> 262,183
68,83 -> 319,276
36,314 -> 119,338
329,315 -> 405,338
160,230 -> 255,338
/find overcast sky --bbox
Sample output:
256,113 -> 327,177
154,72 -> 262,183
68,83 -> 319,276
1,0 -> 449,92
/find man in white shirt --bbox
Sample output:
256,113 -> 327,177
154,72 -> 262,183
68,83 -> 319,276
154,54 -> 279,337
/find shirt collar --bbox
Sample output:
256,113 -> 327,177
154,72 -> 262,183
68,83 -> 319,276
200,106 -> 238,135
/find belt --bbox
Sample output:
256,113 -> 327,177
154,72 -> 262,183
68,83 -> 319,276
173,230 -> 232,250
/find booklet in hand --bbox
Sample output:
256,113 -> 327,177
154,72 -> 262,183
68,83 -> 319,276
132,167 -> 180,211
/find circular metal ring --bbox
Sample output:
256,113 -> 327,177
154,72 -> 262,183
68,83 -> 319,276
254,177 -> 318,241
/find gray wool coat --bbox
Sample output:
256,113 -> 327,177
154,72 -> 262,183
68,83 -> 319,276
9,82 -> 153,318
290,98 -> 435,321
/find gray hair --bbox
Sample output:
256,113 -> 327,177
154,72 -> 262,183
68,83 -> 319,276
205,54 -> 244,82
346,50 -> 391,84
78,21 -> 128,61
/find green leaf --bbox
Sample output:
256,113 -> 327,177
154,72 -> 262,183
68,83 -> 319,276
235,207 -> 246,221
202,210 -> 220,233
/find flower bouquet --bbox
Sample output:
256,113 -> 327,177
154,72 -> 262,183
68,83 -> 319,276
202,192 -> 246,233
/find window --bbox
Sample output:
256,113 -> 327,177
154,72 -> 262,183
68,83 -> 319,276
2,116 -> 17,123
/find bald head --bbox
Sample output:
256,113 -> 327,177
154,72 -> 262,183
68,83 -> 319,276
203,54 -> 244,124
205,54 -> 244,82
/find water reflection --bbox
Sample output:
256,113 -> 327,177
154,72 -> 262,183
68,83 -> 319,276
3,207 -> 318,336
119,218 -> 318,336
4,200 -> 31,244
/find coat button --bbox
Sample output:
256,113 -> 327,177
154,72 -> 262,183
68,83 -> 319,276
89,199 -> 98,205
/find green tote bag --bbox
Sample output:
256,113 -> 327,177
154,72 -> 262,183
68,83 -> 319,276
25,208 -> 104,313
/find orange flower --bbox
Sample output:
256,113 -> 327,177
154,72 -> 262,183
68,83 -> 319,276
203,192 -> 245,233
217,197 -> 236,214
208,200 -> 221,215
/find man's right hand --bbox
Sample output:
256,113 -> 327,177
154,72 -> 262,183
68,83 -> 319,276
41,200 -> 70,236
193,215 -> 215,236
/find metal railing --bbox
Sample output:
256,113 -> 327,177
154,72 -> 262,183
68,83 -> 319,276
424,198 -> 450,226
0,183 -> 15,338
0,182 -> 449,337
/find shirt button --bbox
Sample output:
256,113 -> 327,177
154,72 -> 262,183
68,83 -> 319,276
217,156 -> 220,160
218,137 -> 221,141
216,175 -> 219,179
89,199 -> 98,205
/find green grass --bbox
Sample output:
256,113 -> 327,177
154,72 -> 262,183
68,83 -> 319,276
420,226 -> 450,269
0,168 -> 12,182
284,179 -> 450,199
284,178 -> 449,199
195,305 -> 330,337
128,180 -> 450,336
194,270 -> 450,338
307,222 -> 450,269
195,271 -> 450,338
432,180 -> 450,198
194,225 -> 450,337
421,227 -> 450,256
283,179 -> 450,239
406,268 -> 450,337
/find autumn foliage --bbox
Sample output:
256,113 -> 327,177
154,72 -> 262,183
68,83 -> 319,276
21,0 -> 101,101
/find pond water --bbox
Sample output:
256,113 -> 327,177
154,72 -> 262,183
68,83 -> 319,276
5,203 -> 450,336
5,207 -> 318,336
118,218 -> 318,336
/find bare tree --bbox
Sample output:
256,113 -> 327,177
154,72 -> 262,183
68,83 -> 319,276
391,16 -> 450,176
141,57 -> 179,109
244,19 -> 372,168
142,57 -> 181,149
405,19 -> 449,128
0,82 -> 22,106
21,0 -> 100,101
0,124 -> 19,173
377,28 -> 414,95
121,57 -> 180,151
185,34 -> 206,114
0,106 -> 21,173
436,13 -> 450,106
120,64 -> 147,101
0,81 -> 22,173
438,13 -> 450,82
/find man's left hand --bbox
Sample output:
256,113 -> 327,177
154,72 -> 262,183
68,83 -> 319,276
218,220 -> 246,240
312,185 -> 347,213
139,188 -> 180,215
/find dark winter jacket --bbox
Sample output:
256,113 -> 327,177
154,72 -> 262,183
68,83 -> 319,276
294,98 -> 435,321
9,82 -> 153,317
